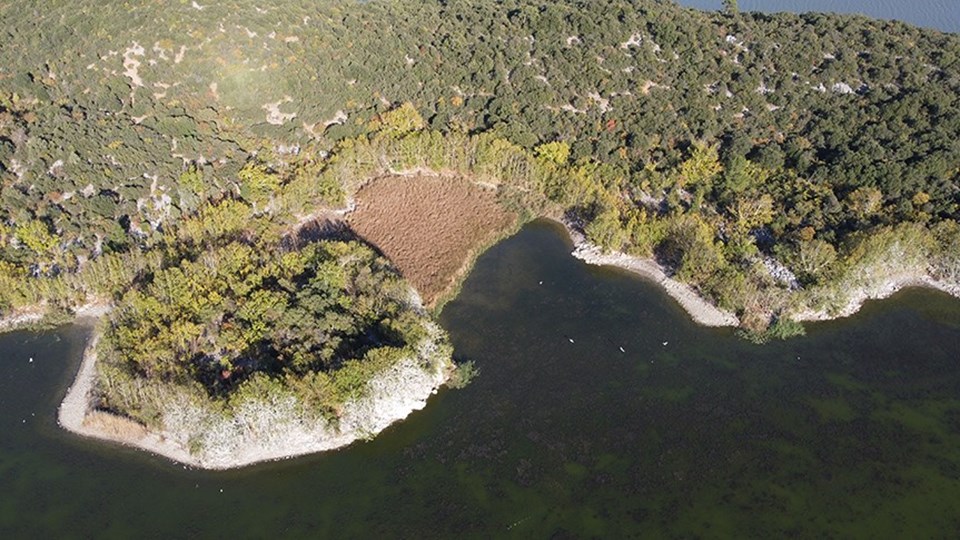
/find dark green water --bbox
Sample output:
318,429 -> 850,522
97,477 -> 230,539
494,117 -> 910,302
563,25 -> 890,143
2,220 -> 960,538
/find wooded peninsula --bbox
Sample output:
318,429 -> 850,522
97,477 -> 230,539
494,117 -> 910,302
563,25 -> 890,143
1,0 -> 958,465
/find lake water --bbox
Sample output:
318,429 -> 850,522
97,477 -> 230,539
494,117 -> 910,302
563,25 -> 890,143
678,0 -> 960,33
2,220 -> 960,536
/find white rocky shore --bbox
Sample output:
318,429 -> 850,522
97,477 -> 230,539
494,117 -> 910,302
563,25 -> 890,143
559,218 -> 960,328
0,305 -> 46,332
58,321 -> 453,470
559,220 -> 740,327
791,272 -> 960,322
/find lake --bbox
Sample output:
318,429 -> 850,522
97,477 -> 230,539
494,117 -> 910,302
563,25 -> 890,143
678,0 -> 960,33
2,220 -> 960,537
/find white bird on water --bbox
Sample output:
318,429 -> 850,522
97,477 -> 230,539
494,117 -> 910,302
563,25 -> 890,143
28,357 -> 33,363
662,341 -> 669,346
568,338 -> 575,344
619,346 -> 625,353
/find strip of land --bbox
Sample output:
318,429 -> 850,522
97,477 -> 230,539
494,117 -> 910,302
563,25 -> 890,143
564,220 -> 960,328
559,220 -> 741,327
791,273 -> 960,322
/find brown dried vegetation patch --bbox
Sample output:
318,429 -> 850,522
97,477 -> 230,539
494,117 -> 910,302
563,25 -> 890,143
347,175 -> 516,307
83,410 -> 148,441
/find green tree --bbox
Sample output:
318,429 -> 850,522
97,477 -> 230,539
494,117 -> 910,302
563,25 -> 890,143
379,102 -> 425,135
238,164 -> 281,207
786,239 -> 837,284
678,143 -> 722,190
845,187 -> 883,222
585,207 -> 627,251
15,220 -> 58,255
534,141 -> 571,166
731,194 -> 775,232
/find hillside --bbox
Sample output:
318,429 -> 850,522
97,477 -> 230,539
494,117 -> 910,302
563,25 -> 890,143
1,1 -> 959,344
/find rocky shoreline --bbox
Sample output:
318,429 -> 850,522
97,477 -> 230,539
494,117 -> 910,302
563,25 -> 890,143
558,220 -> 740,328
0,305 -> 46,332
791,273 -> 960,322
558,218 -> 960,329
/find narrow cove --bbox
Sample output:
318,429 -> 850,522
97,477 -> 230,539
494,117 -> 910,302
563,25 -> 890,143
2,220 -> 960,537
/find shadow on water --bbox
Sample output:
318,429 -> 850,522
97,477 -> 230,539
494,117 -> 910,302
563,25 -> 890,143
2,219 -> 960,537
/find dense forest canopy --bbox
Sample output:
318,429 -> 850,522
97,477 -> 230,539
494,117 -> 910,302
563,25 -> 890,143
96,225 -> 448,428
0,0 -> 958,339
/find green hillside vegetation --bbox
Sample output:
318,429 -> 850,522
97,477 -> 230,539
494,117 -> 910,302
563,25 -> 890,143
1,0 -> 959,344
267,128 -> 960,334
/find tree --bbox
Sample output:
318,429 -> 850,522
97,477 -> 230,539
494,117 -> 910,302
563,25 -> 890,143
678,143 -> 722,190
658,214 -> 725,283
15,220 -> 58,255
585,207 -> 627,251
534,141 -> 571,166
931,220 -> 960,283
787,239 -> 837,284
723,0 -> 739,14
238,164 -> 281,207
177,167 -> 205,213
731,194 -> 774,232
379,102 -> 425,135
845,187 -> 883,222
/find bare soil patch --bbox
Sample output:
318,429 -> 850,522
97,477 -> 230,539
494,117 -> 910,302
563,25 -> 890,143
348,175 -> 516,307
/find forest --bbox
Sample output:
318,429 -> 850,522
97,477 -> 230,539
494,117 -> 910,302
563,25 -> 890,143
1,0 -> 959,414
97,228 -> 450,431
